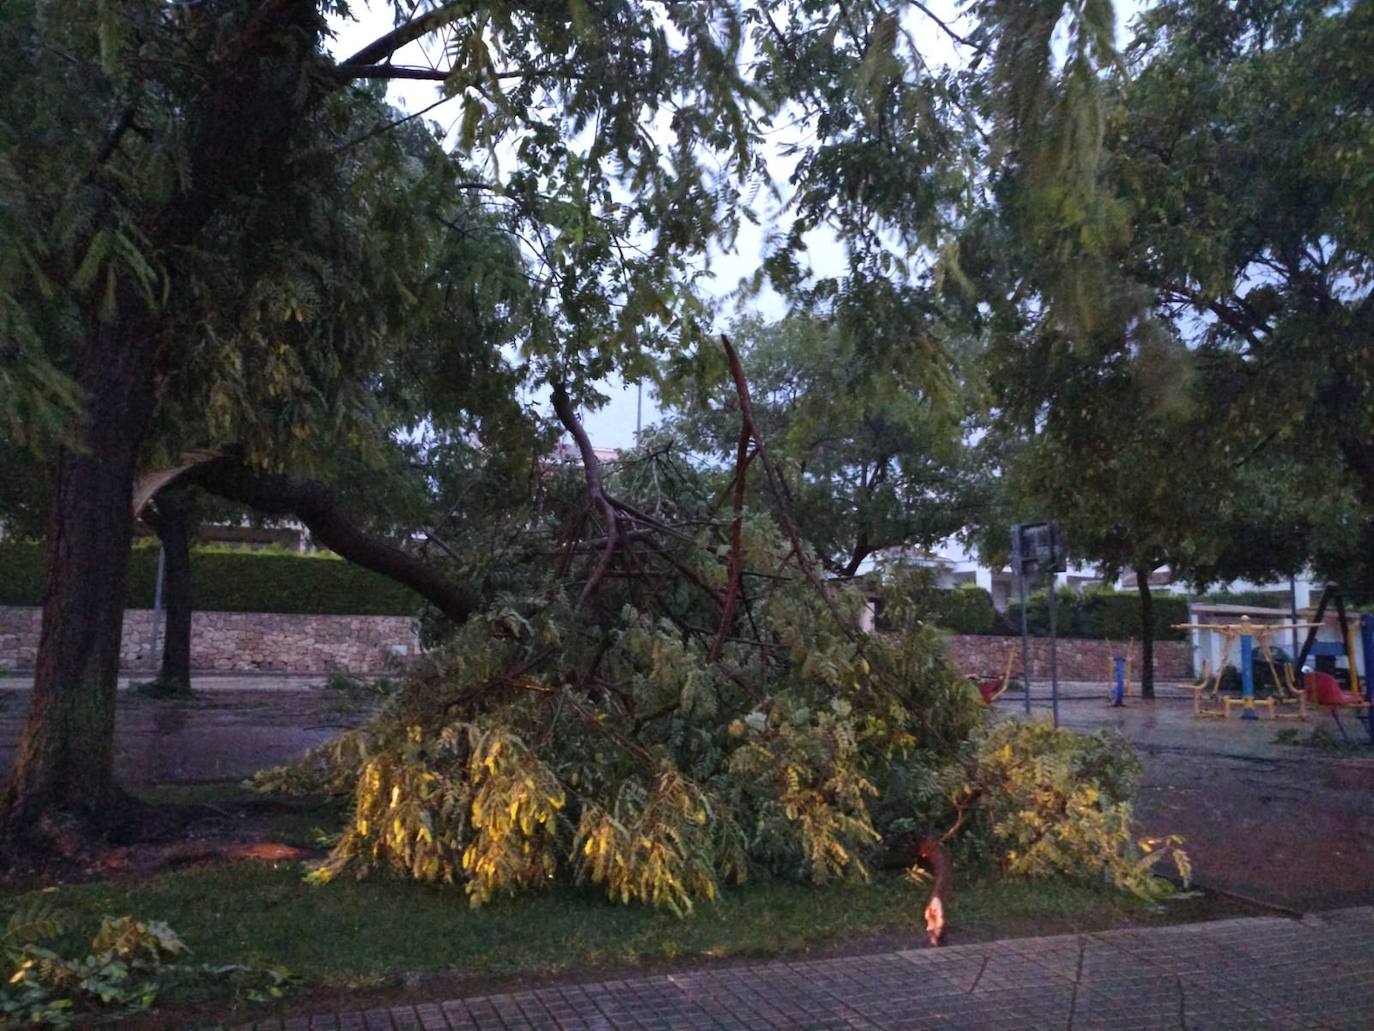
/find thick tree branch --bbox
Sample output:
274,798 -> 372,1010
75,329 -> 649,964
712,423 -> 754,661
336,63 -> 450,81
720,335 -> 855,640
551,382 -> 620,609
342,2 -> 473,66
139,456 -> 479,625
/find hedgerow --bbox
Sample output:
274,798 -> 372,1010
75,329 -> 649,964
0,540 -> 417,616
1006,588 -> 1188,641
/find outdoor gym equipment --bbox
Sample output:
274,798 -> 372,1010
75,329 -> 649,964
1108,642 -> 1133,706
970,647 -> 1018,705
1294,585 -> 1372,744
1173,616 -> 1315,720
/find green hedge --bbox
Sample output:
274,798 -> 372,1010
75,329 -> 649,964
929,584 -> 998,635
1005,588 -> 1188,642
0,540 -> 419,617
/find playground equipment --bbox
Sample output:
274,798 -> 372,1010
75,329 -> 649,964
969,647 -> 1018,705
1173,616 -> 1316,720
1293,584 -> 1372,743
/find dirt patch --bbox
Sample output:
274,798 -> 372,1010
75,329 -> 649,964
0,794 -> 330,891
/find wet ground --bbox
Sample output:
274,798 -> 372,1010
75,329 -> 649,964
0,674 -> 366,785
1,674 -> 1371,912
1010,683 -> 1374,912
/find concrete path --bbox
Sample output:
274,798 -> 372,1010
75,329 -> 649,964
241,907 -> 1374,1030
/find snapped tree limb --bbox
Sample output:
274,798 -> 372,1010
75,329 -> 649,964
133,454 -> 479,625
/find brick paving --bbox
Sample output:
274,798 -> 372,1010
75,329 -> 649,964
238,907 -> 1374,1030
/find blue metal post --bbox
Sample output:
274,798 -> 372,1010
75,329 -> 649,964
1112,656 -> 1125,707
1240,633 -> 1257,720
1360,614 -> 1374,743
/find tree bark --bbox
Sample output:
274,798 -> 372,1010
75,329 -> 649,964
0,313 -> 158,833
1135,565 -> 1156,700
1,4 -> 325,839
144,491 -> 195,695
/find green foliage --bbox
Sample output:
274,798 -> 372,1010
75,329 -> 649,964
575,767 -> 746,917
964,722 -> 1190,900
0,540 -> 418,616
660,314 -> 981,578
904,584 -> 999,636
0,912 -> 291,1026
973,0 -> 1374,608
1197,590 -> 1285,610
1006,589 -> 1187,642
934,586 -> 999,636
252,454 -> 1175,917
874,570 -> 998,636
255,502 -> 991,915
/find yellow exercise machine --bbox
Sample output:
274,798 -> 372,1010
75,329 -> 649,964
1172,616 -> 1315,720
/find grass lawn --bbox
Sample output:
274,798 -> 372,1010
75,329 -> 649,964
0,783 -> 1247,1025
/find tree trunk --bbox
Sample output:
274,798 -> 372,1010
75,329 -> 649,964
0,316 -> 157,833
1135,565 -> 1156,700
0,6 -> 324,840
145,491 -> 195,695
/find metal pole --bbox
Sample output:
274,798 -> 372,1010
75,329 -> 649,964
1289,574 -> 1300,661
1240,631 -> 1257,720
147,545 -> 166,669
635,381 -> 643,440
1048,574 -> 1060,727
1018,566 -> 1032,715
1359,614 -> 1374,744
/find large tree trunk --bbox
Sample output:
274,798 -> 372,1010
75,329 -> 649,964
1135,565 -> 1156,701
0,315 -> 157,833
0,5 -> 325,840
144,490 -> 195,695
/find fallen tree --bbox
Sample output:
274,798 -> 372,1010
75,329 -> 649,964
232,340 -> 1191,921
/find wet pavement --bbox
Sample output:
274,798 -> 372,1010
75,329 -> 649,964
0,674 -> 366,784
1008,684 -> 1374,912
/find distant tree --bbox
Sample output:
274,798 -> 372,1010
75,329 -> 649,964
1108,0 -> 1374,594
965,0 -> 1374,691
661,313 -> 983,577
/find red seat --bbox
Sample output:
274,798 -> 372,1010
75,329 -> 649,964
1305,671 -> 1363,706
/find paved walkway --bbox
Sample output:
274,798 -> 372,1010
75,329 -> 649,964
241,907 -> 1374,1030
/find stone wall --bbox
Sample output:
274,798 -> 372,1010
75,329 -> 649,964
945,634 -> 1191,682
0,606 -> 418,675
0,604 -> 1190,680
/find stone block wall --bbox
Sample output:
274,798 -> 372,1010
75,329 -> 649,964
944,634 -> 1191,681
0,606 -> 417,675
0,605 -> 1189,680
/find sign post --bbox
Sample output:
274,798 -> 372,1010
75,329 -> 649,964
1011,522 -> 1066,727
